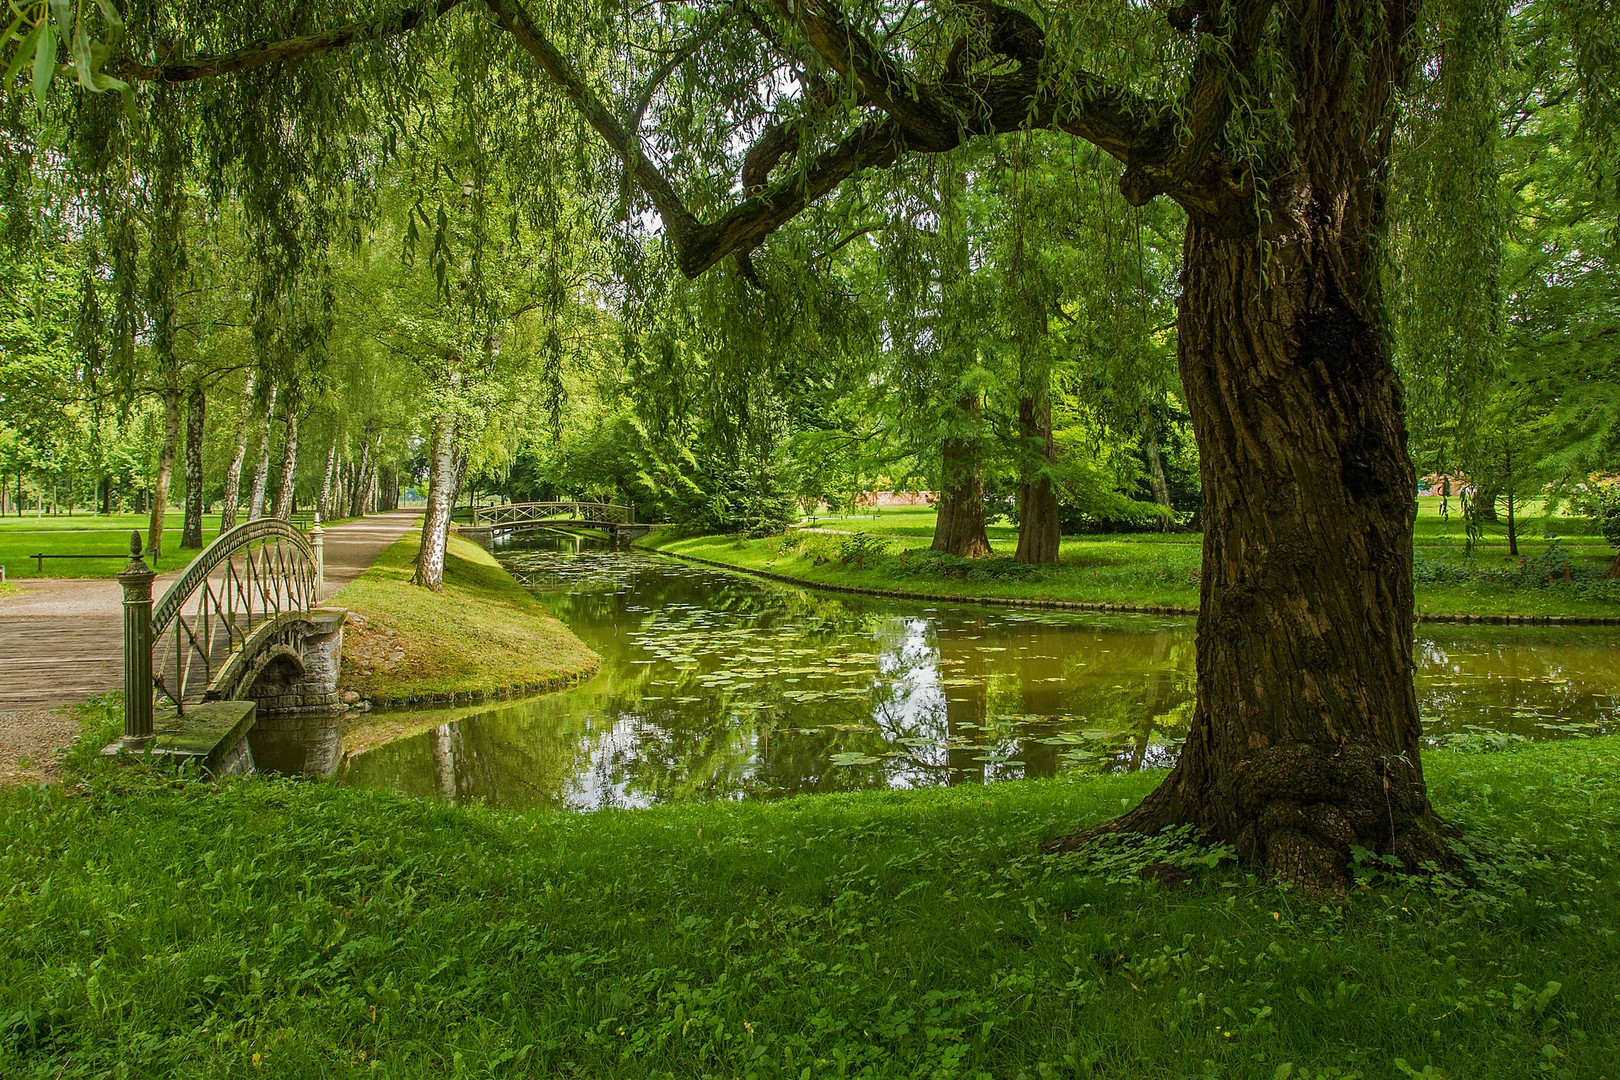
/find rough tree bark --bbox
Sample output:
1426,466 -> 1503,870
1014,393 -> 1061,564
273,404 -> 300,520
218,370 -> 257,535
248,384 -> 278,521
181,386 -> 206,549
930,394 -> 993,558
415,412 -> 457,591
1047,9 -> 1452,887
146,380 -> 181,562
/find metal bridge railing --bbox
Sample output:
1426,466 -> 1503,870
118,517 -> 325,747
472,501 -> 636,528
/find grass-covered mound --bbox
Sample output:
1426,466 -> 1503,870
331,531 -> 598,705
2,722 -> 1615,1078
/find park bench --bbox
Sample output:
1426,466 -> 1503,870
29,551 -> 158,574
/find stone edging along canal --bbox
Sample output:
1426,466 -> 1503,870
361,662 -> 600,710
639,545 -> 1620,627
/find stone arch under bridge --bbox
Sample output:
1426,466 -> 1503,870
107,518 -> 348,777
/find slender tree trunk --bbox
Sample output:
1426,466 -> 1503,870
1140,402 -> 1175,532
1503,446 -> 1518,557
317,439 -> 338,522
218,370 -> 257,535
274,404 -> 300,520
248,385 -> 278,521
181,386 -> 206,549
350,430 -> 374,519
449,446 -> 469,514
415,412 -> 457,591
359,432 -> 383,515
1014,393 -> 1061,564
147,379 -> 181,562
930,394 -> 992,558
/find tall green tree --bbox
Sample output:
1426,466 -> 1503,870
13,0 -> 1617,885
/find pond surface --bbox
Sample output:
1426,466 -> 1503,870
338,533 -> 1620,810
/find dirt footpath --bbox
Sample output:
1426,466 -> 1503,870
0,707 -> 79,785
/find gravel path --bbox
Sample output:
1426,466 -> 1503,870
0,707 -> 79,785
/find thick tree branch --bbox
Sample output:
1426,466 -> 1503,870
105,0 -> 1199,277
483,0 -> 701,244
111,0 -> 468,83
767,0 -> 958,149
1118,0 -> 1273,206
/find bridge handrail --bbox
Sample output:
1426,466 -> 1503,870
153,517 -> 315,636
473,501 -> 635,526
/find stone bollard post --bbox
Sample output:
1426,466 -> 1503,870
118,530 -> 157,746
311,512 -> 325,599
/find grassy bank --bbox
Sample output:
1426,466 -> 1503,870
644,498 -> 1620,619
331,531 -> 599,705
3,719 -> 1616,1078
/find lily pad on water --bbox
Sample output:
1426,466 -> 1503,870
829,751 -> 882,767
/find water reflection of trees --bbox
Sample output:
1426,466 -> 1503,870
342,539 -> 1616,811
1414,630 -> 1620,739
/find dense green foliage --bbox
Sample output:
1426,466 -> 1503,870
0,0 -> 1612,558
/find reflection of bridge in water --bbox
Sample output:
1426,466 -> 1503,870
460,502 -> 652,549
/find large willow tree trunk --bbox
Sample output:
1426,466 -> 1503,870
273,405 -> 300,520
1014,394 -> 1061,564
931,394 -> 992,558
181,386 -> 206,549
414,413 -> 457,591
1050,5 -> 1447,891
1052,216 -> 1448,889
248,385 -> 278,521
218,370 -> 256,535
147,381 -> 181,561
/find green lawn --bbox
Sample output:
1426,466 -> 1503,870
331,531 -> 600,705
0,513 -> 210,577
0,513 -> 357,579
647,498 -> 1620,618
3,708 -> 1615,1078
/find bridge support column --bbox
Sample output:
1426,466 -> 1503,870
118,530 -> 156,747
311,515 -> 325,597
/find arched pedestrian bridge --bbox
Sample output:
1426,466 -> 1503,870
108,518 -> 348,776
460,501 -> 652,549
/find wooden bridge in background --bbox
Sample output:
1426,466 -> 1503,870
462,501 -> 651,548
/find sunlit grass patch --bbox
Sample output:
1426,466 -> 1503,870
330,531 -> 599,702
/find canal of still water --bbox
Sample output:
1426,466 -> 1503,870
334,533 -> 1620,810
